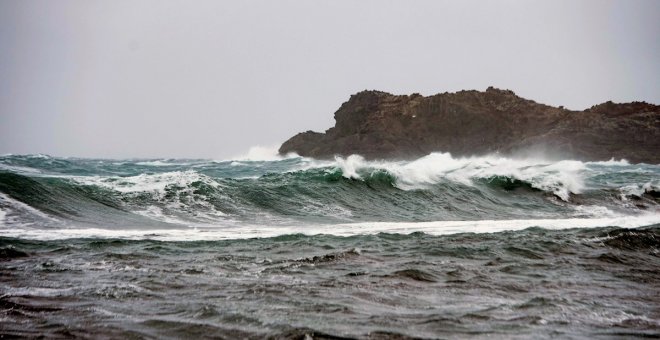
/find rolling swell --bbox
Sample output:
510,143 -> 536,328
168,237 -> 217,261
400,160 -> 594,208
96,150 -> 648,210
1,153 -> 659,229
1,154 -> 660,339
0,167 -> 580,227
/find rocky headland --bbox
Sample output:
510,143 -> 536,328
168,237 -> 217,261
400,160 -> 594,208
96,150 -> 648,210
279,87 -> 659,163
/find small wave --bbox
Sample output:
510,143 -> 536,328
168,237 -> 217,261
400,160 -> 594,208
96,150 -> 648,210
619,182 -> 659,201
0,163 -> 43,174
391,268 -> 438,282
0,245 -> 29,259
594,228 -> 660,251
297,248 -> 361,264
0,170 -> 231,226
587,158 -> 631,166
135,160 -> 189,167
25,154 -> 53,159
73,170 -> 220,194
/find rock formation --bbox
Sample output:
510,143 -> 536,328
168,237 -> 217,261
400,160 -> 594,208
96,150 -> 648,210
279,87 -> 660,163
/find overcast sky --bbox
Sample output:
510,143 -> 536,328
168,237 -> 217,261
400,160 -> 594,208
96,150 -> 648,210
1,0 -> 658,159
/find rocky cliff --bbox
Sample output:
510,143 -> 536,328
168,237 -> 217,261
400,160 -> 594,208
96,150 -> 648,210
279,87 -> 660,163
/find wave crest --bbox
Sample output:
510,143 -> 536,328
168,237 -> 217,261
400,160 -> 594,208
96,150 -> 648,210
331,153 -> 585,200
231,145 -> 299,162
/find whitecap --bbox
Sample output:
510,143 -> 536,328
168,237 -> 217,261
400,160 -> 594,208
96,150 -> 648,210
571,205 -> 620,218
229,145 -> 300,162
328,152 -> 587,201
587,158 -> 630,166
135,160 -> 177,166
72,170 -> 220,194
619,181 -> 659,201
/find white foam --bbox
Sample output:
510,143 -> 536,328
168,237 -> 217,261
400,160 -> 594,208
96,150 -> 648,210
27,154 -> 52,159
3,286 -> 75,297
572,205 -> 620,218
230,145 -> 299,162
0,192 -> 60,225
0,163 -> 43,174
71,171 -> 229,222
587,158 -> 630,166
619,184 -> 645,200
335,155 -> 364,179
619,181 -> 659,201
2,213 -> 659,241
328,153 -> 587,201
133,206 -> 193,225
135,160 -> 185,166
644,182 -> 658,191
73,170 -> 220,194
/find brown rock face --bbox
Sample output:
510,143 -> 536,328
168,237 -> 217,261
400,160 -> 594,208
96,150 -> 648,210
279,87 -> 660,163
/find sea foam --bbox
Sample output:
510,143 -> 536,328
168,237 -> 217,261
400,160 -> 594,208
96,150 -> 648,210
73,170 -> 220,194
2,213 -> 659,241
329,153 -> 586,200
0,192 -> 60,226
72,171 -> 229,223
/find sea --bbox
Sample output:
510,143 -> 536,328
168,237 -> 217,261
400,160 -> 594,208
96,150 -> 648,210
1,151 -> 659,339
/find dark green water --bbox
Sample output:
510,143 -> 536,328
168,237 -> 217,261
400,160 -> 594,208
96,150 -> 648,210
1,153 -> 659,338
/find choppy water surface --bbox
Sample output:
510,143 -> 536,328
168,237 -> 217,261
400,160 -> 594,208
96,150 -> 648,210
1,153 -> 659,338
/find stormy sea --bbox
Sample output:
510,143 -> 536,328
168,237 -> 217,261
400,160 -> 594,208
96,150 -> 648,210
1,152 -> 659,339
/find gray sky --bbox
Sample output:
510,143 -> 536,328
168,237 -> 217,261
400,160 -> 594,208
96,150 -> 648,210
1,0 -> 658,159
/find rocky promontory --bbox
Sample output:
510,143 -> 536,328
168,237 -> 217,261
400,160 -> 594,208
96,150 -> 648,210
279,87 -> 660,163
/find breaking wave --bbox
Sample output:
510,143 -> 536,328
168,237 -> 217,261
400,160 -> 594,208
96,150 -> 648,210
0,152 -> 658,239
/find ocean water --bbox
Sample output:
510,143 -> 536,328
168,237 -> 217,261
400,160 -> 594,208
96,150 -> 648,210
0,152 -> 659,338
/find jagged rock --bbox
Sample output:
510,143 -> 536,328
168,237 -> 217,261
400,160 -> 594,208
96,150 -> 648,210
279,88 -> 660,163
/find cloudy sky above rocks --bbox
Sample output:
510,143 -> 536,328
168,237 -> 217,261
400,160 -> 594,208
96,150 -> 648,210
1,0 -> 658,158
